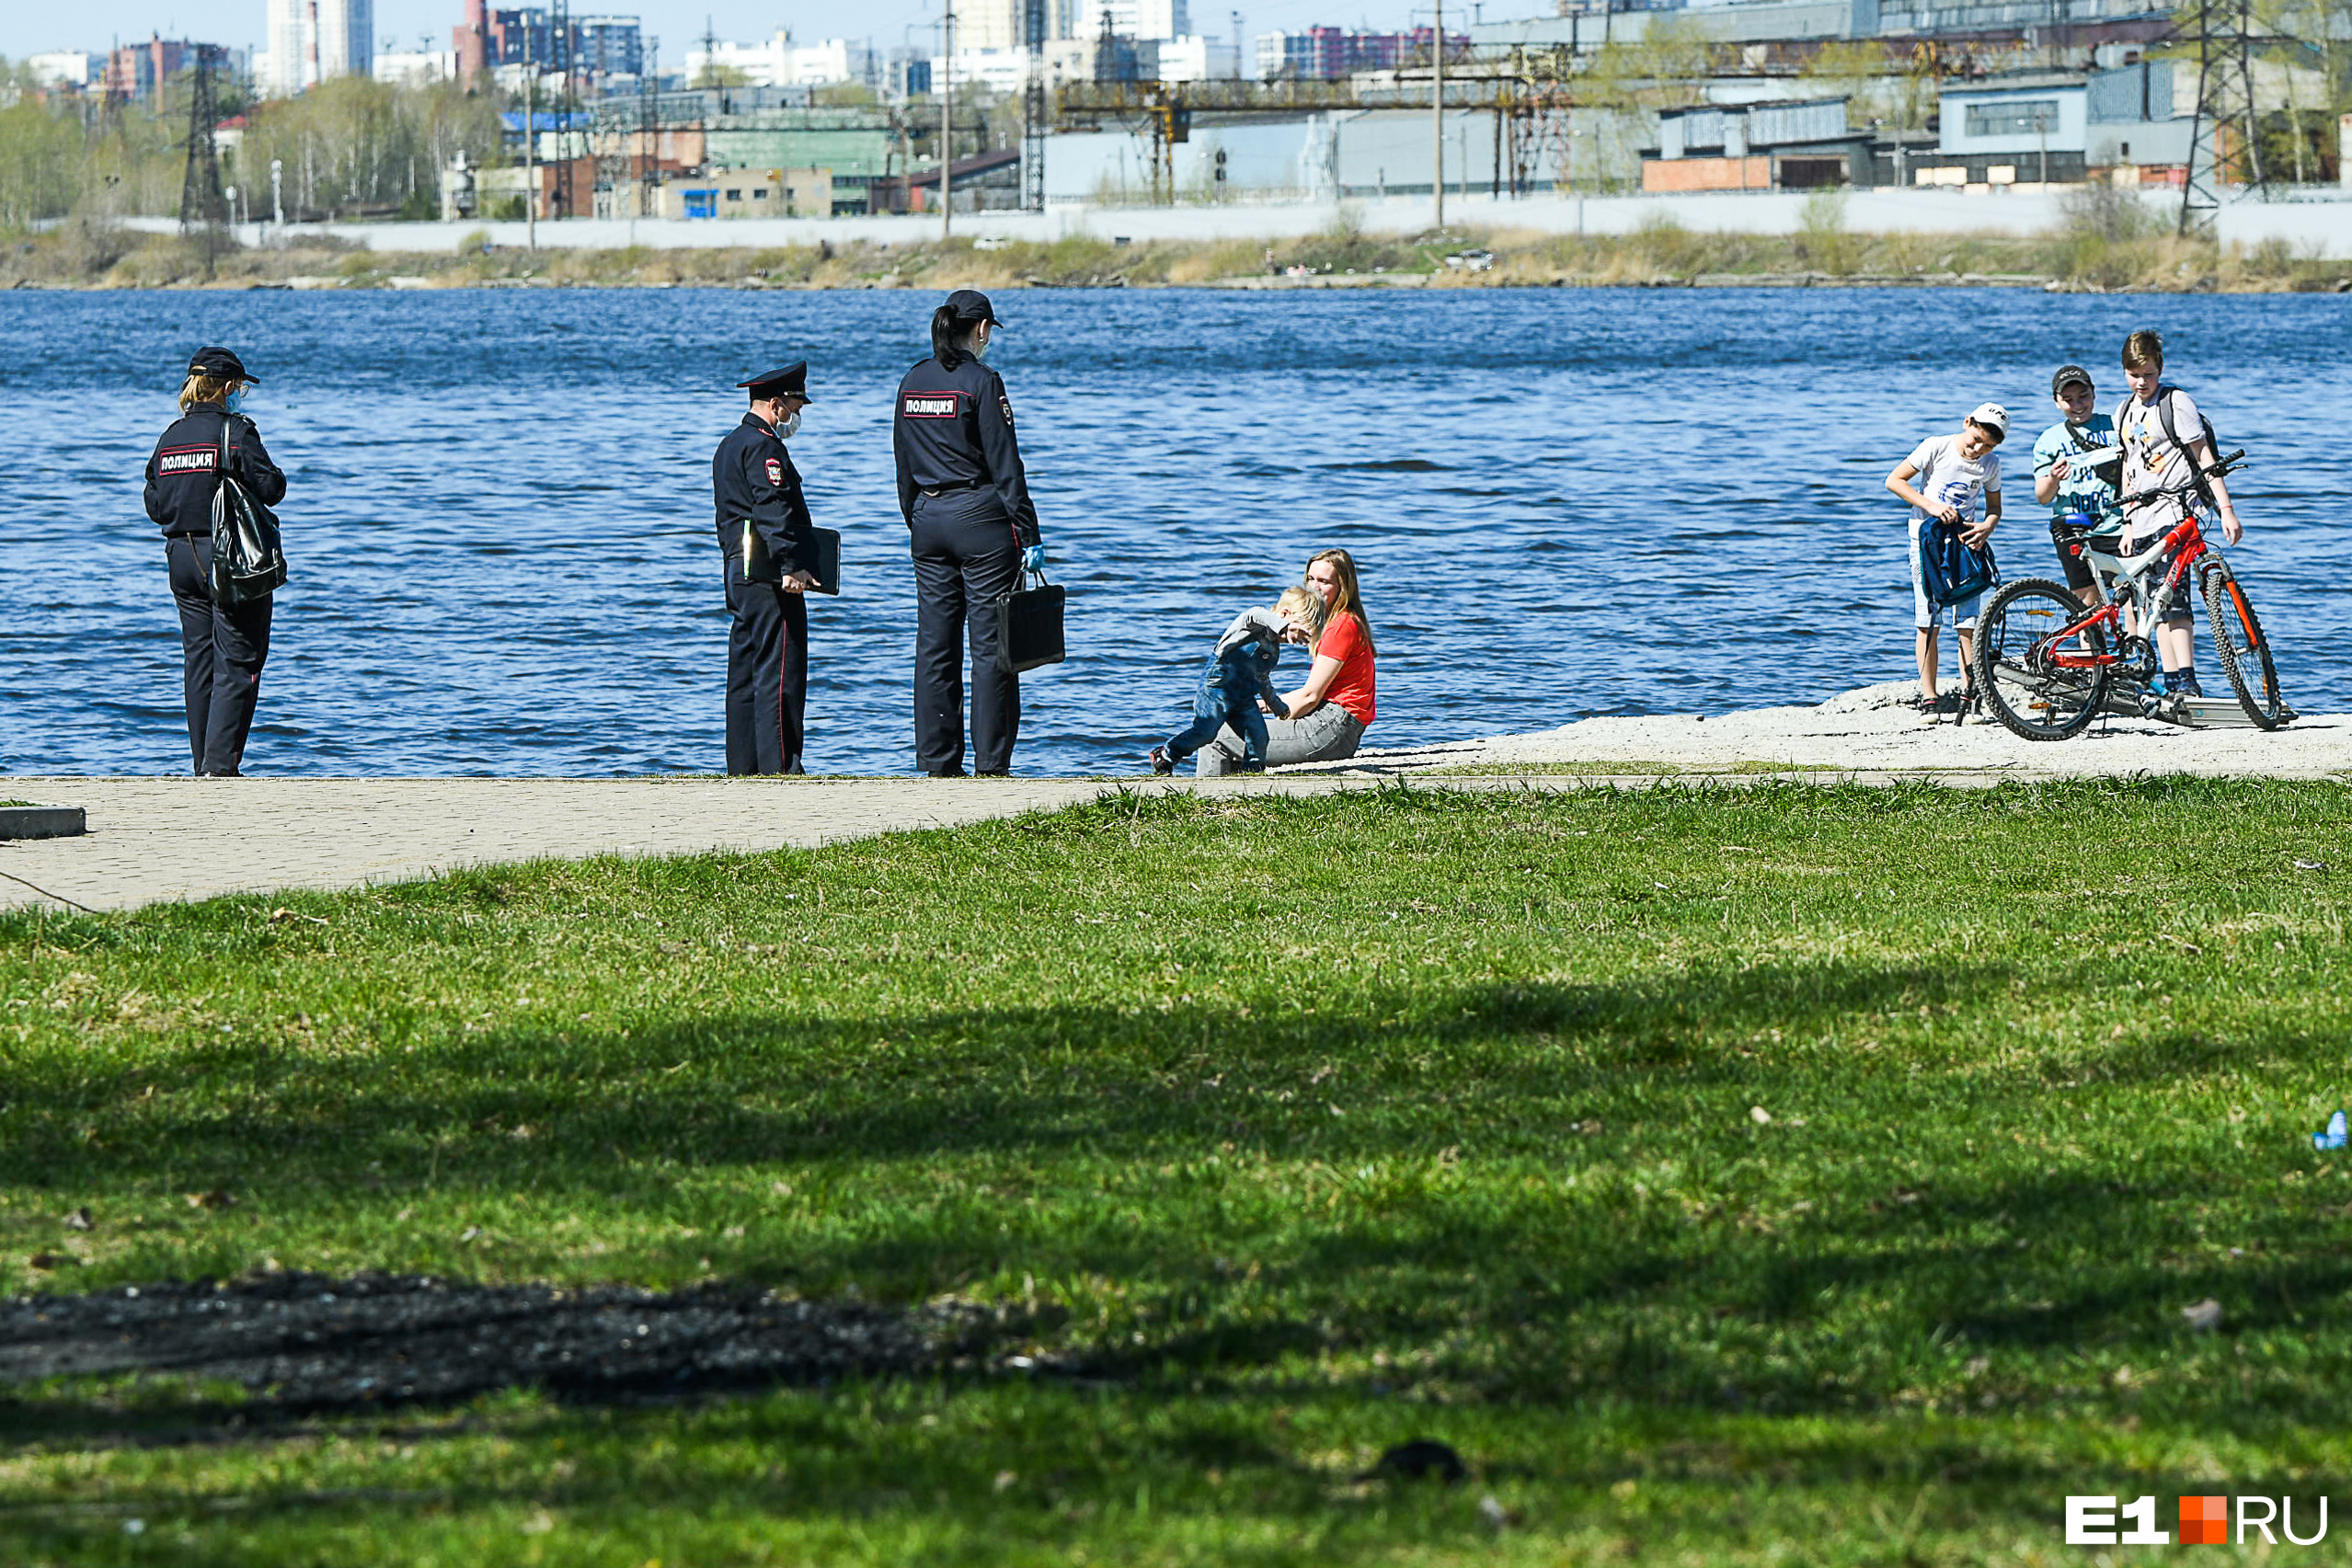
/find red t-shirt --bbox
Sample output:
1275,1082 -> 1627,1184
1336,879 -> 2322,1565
1315,612 -> 1376,727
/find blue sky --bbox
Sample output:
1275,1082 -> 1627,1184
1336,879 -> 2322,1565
3,0 -> 1465,61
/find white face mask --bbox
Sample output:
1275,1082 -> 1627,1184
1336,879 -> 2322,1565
778,410 -> 801,440
969,331 -> 992,361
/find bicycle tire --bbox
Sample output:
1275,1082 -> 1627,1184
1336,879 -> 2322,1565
2199,559 -> 2288,729
1971,578 -> 2109,741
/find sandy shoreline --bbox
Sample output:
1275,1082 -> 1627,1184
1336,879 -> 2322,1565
1341,682 -> 2352,779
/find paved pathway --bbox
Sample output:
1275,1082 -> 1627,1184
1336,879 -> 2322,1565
0,768 -> 2011,914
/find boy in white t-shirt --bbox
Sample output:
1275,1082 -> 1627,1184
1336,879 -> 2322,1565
1885,403 -> 2006,716
2114,328 -> 2244,700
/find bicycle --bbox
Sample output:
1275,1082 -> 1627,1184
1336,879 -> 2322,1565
1969,448 -> 2291,740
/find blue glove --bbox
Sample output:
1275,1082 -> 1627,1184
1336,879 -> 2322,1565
1021,544 -> 1046,575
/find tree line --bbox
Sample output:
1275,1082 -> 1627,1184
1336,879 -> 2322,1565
0,62 -> 509,228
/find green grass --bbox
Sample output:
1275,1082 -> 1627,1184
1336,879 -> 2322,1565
5,778 -> 2352,1565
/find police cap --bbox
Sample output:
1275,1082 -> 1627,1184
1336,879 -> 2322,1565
944,288 -> 1003,326
737,361 -> 813,401
188,345 -> 258,384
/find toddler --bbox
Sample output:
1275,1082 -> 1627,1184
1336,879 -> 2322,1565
1150,587 -> 1325,774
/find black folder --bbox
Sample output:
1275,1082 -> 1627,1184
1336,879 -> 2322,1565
741,522 -> 842,595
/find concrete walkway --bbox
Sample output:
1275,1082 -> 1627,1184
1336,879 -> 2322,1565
6,677 -> 2346,915
0,766 -> 2011,914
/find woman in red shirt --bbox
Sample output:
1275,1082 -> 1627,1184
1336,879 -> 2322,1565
1197,547 -> 1377,774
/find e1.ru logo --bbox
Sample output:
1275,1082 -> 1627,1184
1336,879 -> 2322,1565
2066,1494 -> 2328,1546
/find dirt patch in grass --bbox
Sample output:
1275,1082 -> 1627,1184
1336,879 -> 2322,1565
2,1271 -> 1002,1413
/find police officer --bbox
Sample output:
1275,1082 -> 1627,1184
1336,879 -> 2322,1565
143,346 -> 286,777
714,362 -> 821,775
892,290 -> 1045,777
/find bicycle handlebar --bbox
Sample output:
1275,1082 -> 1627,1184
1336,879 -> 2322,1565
2119,448 -> 2247,512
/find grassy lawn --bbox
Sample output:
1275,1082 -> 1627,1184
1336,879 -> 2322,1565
4,779 -> 2351,1565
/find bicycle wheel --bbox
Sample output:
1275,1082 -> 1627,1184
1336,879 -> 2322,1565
1972,578 -> 2109,740
2199,559 -> 2289,729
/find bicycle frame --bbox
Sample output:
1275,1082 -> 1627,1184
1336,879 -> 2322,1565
2037,513 -> 2212,671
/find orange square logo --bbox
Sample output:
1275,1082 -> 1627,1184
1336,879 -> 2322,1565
2179,1495 -> 2228,1545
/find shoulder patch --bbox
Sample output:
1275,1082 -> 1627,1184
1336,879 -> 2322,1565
998,394 -> 1014,427
764,457 -> 784,485
901,390 -> 959,419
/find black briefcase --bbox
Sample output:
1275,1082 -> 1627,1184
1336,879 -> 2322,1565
991,568 -> 1065,674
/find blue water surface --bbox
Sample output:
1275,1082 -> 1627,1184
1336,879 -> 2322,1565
2,285 -> 2345,777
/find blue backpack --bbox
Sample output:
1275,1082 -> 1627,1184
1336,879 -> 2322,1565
1920,521 -> 1998,609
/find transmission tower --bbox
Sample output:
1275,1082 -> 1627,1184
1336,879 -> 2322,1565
549,0 -> 574,219
1023,0 -> 1048,211
178,44 -> 230,273
641,39 -> 661,219
2178,0 -> 2267,235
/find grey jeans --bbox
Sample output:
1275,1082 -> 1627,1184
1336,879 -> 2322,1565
1195,703 -> 1366,776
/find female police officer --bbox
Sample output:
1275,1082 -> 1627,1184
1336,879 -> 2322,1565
143,347 -> 286,776
891,290 -> 1046,777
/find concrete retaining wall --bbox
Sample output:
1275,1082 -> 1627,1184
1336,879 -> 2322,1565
109,187 -> 2352,254
99,187 -> 2171,253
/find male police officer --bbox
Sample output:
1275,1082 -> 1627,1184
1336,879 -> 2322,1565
714,362 -> 820,774
892,290 -> 1045,776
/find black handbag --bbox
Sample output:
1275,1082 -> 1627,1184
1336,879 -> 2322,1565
209,413 -> 287,606
740,521 -> 841,595
990,566 -> 1065,674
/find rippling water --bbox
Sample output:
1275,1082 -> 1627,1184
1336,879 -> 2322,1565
3,285 -> 2345,777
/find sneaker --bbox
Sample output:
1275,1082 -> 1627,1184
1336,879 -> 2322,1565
1954,686 -> 1982,725
1148,746 -> 1175,775
2169,674 -> 2206,700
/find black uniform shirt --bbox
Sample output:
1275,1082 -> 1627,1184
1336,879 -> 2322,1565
891,353 -> 1040,547
143,406 -> 286,538
712,411 -> 816,572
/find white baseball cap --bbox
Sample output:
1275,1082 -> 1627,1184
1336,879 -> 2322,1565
1968,402 -> 2010,438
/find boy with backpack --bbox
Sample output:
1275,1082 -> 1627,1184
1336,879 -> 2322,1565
1886,403 -> 2006,718
2114,328 -> 2245,700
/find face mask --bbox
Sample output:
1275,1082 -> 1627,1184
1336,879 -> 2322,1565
777,411 -> 801,440
970,333 -> 992,361
225,385 -> 248,414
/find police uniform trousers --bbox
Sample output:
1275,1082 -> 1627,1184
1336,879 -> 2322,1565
723,552 -> 809,775
166,534 -> 272,777
909,487 -> 1021,776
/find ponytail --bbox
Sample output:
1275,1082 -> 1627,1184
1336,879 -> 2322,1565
931,304 -> 967,370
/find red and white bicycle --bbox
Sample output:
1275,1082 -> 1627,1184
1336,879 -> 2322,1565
1970,449 -> 2291,741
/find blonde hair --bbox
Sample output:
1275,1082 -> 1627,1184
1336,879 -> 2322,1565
178,372 -> 234,414
1305,547 -> 1374,654
1276,585 -> 1326,641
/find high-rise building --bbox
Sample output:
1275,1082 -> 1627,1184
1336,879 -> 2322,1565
266,0 -> 374,96
1095,0 -> 1188,42
957,0 -> 1082,51
455,4 -> 643,86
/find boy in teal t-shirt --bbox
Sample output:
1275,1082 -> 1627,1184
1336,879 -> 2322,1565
2031,363 -> 2122,607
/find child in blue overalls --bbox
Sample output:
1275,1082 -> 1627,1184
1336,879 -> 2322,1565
1150,586 -> 1325,774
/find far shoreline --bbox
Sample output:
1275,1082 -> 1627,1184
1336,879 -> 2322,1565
10,217 -> 2352,297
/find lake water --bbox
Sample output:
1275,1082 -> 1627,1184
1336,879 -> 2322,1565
3,285 -> 2346,778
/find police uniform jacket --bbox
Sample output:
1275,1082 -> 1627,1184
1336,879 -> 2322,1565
143,407 -> 286,538
712,411 -> 817,573
892,354 -> 1040,547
